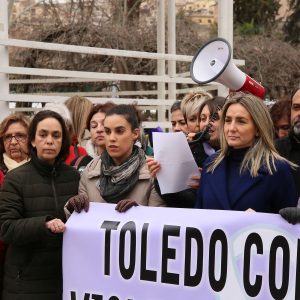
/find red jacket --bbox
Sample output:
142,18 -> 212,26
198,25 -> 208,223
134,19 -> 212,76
64,145 -> 87,166
0,170 -> 4,187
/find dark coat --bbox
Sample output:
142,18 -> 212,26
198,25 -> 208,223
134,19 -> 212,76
195,153 -> 298,213
0,153 -> 80,300
0,163 -> 8,300
153,142 -> 214,209
154,179 -> 196,208
190,142 -> 208,168
275,133 -> 300,197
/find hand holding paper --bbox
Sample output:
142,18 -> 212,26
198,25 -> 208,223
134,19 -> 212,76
153,132 -> 200,194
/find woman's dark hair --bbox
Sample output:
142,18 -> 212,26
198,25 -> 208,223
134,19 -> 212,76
170,101 -> 182,113
291,87 -> 300,102
105,104 -> 143,129
28,110 -> 70,162
269,100 -> 291,125
86,102 -> 116,130
198,96 -> 226,119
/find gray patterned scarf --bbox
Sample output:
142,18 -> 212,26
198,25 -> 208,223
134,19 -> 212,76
99,145 -> 145,203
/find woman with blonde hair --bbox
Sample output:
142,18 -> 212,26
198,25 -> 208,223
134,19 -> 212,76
195,92 -> 298,213
178,90 -> 213,168
181,90 -> 212,134
64,95 -> 93,147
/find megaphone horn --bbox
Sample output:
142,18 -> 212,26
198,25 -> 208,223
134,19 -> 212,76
190,38 -> 265,99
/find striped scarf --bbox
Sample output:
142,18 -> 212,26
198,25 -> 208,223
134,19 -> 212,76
99,145 -> 145,203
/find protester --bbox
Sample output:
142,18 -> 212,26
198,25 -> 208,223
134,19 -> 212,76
276,87 -> 300,224
269,99 -> 291,139
181,90 -> 212,134
180,91 -> 213,167
147,96 -> 225,173
195,96 -> 225,167
0,110 -> 80,300
42,103 -> 90,168
147,96 -> 225,208
195,92 -> 298,212
84,102 -> 116,158
276,87 -> 300,198
0,113 -> 30,300
65,104 -> 165,215
0,113 -> 30,178
64,95 -> 93,147
170,101 -> 188,133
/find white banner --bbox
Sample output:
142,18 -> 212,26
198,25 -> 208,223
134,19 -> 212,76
63,203 -> 300,300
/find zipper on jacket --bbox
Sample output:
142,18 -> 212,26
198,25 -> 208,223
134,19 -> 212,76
51,168 -> 59,215
17,270 -> 22,279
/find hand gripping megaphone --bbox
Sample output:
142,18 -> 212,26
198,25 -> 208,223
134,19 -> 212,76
190,38 -> 265,98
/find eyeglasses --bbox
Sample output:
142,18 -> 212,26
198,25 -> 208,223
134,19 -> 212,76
3,133 -> 27,143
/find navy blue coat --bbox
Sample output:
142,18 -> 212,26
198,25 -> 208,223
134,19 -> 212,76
195,154 -> 298,213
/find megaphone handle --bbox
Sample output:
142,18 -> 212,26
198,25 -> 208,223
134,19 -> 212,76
239,75 -> 265,99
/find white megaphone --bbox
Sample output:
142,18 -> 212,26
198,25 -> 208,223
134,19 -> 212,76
190,38 -> 265,99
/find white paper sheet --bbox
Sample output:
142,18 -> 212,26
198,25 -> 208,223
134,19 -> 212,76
153,132 -> 200,194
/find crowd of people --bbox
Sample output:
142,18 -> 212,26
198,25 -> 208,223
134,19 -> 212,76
0,88 -> 299,299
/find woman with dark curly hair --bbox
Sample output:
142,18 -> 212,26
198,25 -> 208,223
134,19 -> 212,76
0,110 -> 80,300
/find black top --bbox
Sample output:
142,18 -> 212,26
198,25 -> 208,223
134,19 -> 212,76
276,132 -> 300,197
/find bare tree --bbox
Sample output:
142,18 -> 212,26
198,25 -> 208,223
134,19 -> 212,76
9,0 -> 205,99
234,34 -> 300,99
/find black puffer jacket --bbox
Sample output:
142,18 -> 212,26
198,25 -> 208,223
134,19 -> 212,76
0,153 -> 80,300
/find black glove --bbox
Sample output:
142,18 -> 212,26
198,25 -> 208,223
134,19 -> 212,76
115,199 -> 138,213
66,194 -> 89,213
279,207 -> 300,225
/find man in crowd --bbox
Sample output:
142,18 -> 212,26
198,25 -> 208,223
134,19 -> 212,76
276,87 -> 300,198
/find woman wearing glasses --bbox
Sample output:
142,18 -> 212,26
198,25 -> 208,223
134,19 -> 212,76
0,113 -> 30,299
0,113 -> 30,184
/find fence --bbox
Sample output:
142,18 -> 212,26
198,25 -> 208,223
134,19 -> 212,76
0,0 -> 240,129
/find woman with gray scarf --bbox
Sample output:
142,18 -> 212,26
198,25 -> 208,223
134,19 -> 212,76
65,104 -> 165,214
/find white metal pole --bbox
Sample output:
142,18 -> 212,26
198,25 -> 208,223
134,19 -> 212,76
0,0 -> 10,120
157,0 -> 166,123
218,0 -> 233,97
218,0 -> 233,48
167,0 -> 176,106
